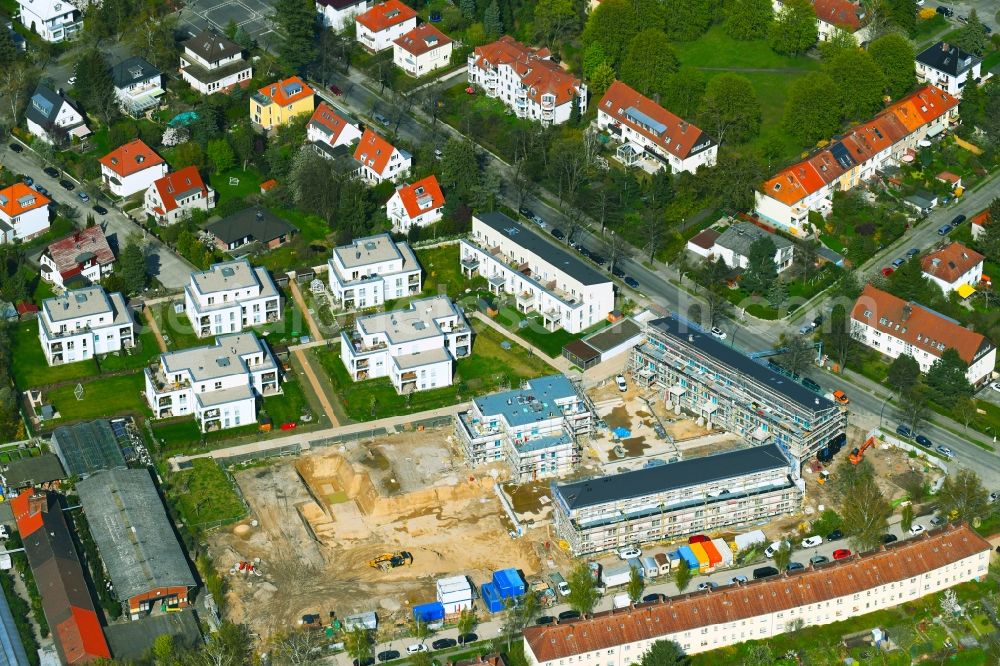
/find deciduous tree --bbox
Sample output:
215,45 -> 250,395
581,0 -> 638,67
885,0 -> 917,35
780,334 -> 815,375
660,68 -> 705,120
824,49 -> 886,120
886,354 -> 920,397
207,139 -> 235,174
868,33 -> 915,99
589,63 -> 616,98
900,503 -> 914,533
938,469 -> 989,524
119,239 -> 147,295
699,74 -> 761,145
782,72 -> 843,145
836,459 -> 891,552
742,236 -> 778,293
725,0 -> 773,41
620,29 -> 679,98
898,382 -> 931,433
662,0 -> 714,42
638,640 -> 688,666
627,565 -> 644,603
770,0 -> 818,55
925,348 -> 972,409
566,561 -> 599,616
674,560 -> 692,592
534,0 -> 578,47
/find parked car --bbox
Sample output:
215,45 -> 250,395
802,377 -> 821,392
936,445 -> 954,459
21,176 -> 32,186
77,191 -> 90,202
611,265 -> 626,278
8,143 -> 23,153
730,575 -> 749,584
936,6 -> 953,16
799,323 -> 815,335
43,166 -> 59,178
809,555 -> 829,566
881,267 -> 894,277
991,382 -> 1000,392
991,492 -> 1000,503
557,610 -> 581,621
832,390 -> 849,405
764,540 -> 790,558
881,533 -> 898,544
431,639 -> 457,650
832,549 -> 852,560
710,326 -> 727,340
937,224 -> 952,235
906,247 -> 921,258
896,424 -> 913,438
786,562 -> 805,572
915,434 -> 932,447
557,581 -> 570,597
642,593 -> 663,603
951,214 -> 966,226
458,633 -> 477,645
373,112 -> 390,126
58,178 -> 75,191
434,148 -> 443,160
753,566 -> 779,580
35,185 -> 49,196
930,515 -> 945,525
617,545 -> 641,559
616,375 -> 627,392
801,535 -> 823,548
551,228 -> 565,240
531,215 -> 546,228
92,204 -> 108,216
590,253 -> 607,267
624,276 -> 640,289
827,529 -> 843,541
377,651 -> 400,662
696,582 -> 718,591
909,524 -> 926,536
406,644 -> 428,654
812,314 -> 824,327
536,616 -> 555,625
329,84 -> 343,95
892,258 -> 906,268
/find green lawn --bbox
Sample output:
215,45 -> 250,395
45,374 -> 149,422
260,376 -> 309,426
11,321 -> 98,388
912,14 -> 949,49
208,166 -> 265,205
149,301 -> 203,350
96,328 -> 162,372
166,459 -> 246,527
269,207 -> 333,244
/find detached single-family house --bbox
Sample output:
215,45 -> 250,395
40,226 -> 115,288
112,56 -> 164,117
353,128 -> 411,183
143,166 -> 216,225
688,222 -> 794,274
179,29 -> 253,95
971,209 -> 990,241
250,76 -> 315,131
0,183 -> 51,243
393,24 -> 453,77
773,0 -> 870,44
15,0 -> 81,42
903,191 -> 938,215
99,139 -> 168,198
25,85 -> 90,144
355,0 -> 417,52
386,175 -> 445,233
317,0 -> 372,31
921,242 -> 984,298
916,41 -> 986,98
307,102 -> 363,151
205,208 -> 298,252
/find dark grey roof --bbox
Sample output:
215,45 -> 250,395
916,41 -> 980,77
714,222 -> 792,257
112,56 -> 161,89
76,469 -> 196,602
4,454 -> 66,489
647,316 -> 836,412
183,28 -> 243,63
312,141 -> 363,173
25,85 -> 81,131
105,608 -> 202,661
584,318 -> 641,353
50,419 -> 126,477
206,207 -> 298,246
476,212 -> 610,287
556,444 -> 789,510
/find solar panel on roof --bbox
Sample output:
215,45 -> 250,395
624,106 -> 667,134
31,94 -> 54,117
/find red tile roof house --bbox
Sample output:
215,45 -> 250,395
971,209 -> 990,241
772,0 -> 871,44
597,80 -> 717,175
469,35 -> 588,126
99,138 -> 168,198
306,102 -> 363,151
920,241 -> 984,297
851,284 -> 996,387
142,166 -> 216,225
355,0 -> 417,52
936,170 -> 962,189
39,226 -> 116,288
393,24 -> 454,77
386,175 -> 445,233
12,490 -> 112,664
0,182 -> 51,243
354,128 -> 412,183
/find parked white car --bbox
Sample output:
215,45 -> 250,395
710,326 -> 726,339
617,545 -> 642,560
407,644 -> 428,654
909,524 -> 926,536
616,374 -> 627,392
765,540 -> 790,558
801,535 -> 823,548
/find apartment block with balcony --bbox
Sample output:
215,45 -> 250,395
460,212 -> 614,334
525,524 -> 990,660
455,375 -> 593,482
38,286 -> 135,366
16,0 -> 81,43
552,444 -> 802,555
468,36 -> 587,126
340,296 -> 470,394
328,233 -> 421,309
144,333 -> 280,432
184,259 -> 281,338
628,316 -> 847,463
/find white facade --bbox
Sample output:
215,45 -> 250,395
709,223 -> 795,274
393,25 -> 453,77
144,333 -> 280,432
306,104 -> 363,150
328,233 -> 422,309
143,168 -> 216,225
355,2 -> 416,52
179,34 -> 252,95
38,287 -> 135,366
460,213 -> 615,334
100,146 -> 168,199
317,0 -> 372,30
354,129 -> 412,184
340,296 -> 470,394
923,259 -> 983,296
916,43 -> 985,98
25,91 -> 88,144
16,0 -> 81,42
385,177 -> 444,233
184,260 -> 281,338
0,184 -> 50,243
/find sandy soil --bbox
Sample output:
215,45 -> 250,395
208,428 -> 542,639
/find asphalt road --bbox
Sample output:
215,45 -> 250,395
1,142 -> 195,288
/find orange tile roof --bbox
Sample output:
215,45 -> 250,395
811,0 -> 865,31
762,161 -> 823,206
394,175 -> 444,219
971,209 -> 989,230
921,242 -> 984,285
354,128 -> 398,176
394,24 -> 452,56
473,36 -> 581,106
909,85 -> 959,123
0,183 -> 50,219
309,102 -> 357,145
99,139 -> 165,178
256,76 -> 313,107
525,524 -> 990,663
851,284 -> 993,365
10,488 -> 44,537
152,166 -> 209,214
598,81 -> 715,160
356,0 -> 417,32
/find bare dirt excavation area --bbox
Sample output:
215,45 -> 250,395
208,428 -> 541,638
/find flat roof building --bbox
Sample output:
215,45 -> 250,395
552,444 -> 801,555
184,259 -> 282,338
629,316 -> 847,462
38,286 -> 136,366
328,233 -> 422,309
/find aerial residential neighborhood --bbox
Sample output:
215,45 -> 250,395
2,0 -> 1000,664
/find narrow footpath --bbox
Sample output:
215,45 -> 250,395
292,347 -> 339,428
287,276 -> 324,342
143,308 -> 168,352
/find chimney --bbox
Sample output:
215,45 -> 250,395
942,43 -> 949,53
902,304 -> 912,322
28,492 -> 47,517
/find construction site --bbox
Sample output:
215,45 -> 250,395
206,427 -> 542,639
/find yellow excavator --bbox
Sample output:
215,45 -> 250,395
368,551 -> 413,571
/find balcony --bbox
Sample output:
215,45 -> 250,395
158,396 -> 172,408
146,365 -> 191,393
204,408 -> 221,419
401,370 -> 418,382
516,291 -> 536,312
408,274 -> 420,285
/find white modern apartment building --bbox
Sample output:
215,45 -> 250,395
597,81 -> 717,175
916,41 -> 986,98
772,0 -> 871,44
317,0 -> 372,31
144,333 -> 281,432
340,296 -> 470,394
393,24 -> 453,77
38,286 -> 135,366
920,242 -> 984,296
179,29 -> 253,95
455,375 -> 593,482
354,0 -> 416,52
756,85 -> 959,236
851,284 -> 996,388
460,212 -> 614,334
184,259 -> 281,338
16,0 -> 81,42
469,36 -> 587,126
524,524 -> 990,661
328,233 -> 422,309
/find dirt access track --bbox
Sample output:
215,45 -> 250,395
208,427 -> 541,639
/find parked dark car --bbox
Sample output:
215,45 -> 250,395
786,562 -> 805,572
536,616 -> 555,625
951,214 -> 967,226
353,659 -> 375,666
936,6 -> 953,16
896,424 -> 912,438
753,566 -> 779,580
812,314 -> 824,327
551,228 -> 565,240
92,204 -> 108,216
519,206 -> 534,219
915,434 -> 932,447
59,179 -> 75,190
558,610 -> 581,621
43,166 -> 59,178
329,84 -> 343,95
431,639 -> 457,650
881,533 -> 898,544
937,224 -> 952,235
458,633 -> 477,645
802,377 -> 821,392
611,265 -> 626,278
906,247 -> 920,258
377,651 -> 400,662
642,593 -> 663,603
826,529 -> 844,541
589,253 -> 606,266
8,143 -> 23,153
35,185 -> 49,196
624,276 -> 639,289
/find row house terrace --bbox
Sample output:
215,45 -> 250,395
184,259 -> 281,338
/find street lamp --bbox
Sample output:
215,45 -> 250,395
878,392 -> 892,430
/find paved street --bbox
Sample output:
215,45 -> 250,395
1,142 -> 195,288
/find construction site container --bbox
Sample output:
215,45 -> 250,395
640,556 -> 658,579
601,564 -> 633,588
711,539 -> 734,567
653,553 -> 670,575
413,603 -> 445,623
734,530 -> 767,552
688,542 -> 711,571
612,593 -> 630,609
676,546 -> 699,570
492,569 -> 526,599
343,611 -> 378,631
437,575 -> 472,596
701,540 -> 722,567
481,582 -> 505,613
